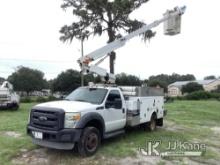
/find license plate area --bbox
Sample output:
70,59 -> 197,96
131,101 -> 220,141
32,131 -> 43,139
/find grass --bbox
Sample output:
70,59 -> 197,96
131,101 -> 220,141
0,103 -> 36,165
0,100 -> 220,165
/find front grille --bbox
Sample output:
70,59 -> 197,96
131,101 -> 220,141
30,108 -> 64,131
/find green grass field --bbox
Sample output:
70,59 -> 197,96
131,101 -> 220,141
0,101 -> 220,165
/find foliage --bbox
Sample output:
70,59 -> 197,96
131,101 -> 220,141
148,80 -> 167,92
52,69 -> 81,92
147,73 -> 196,93
7,66 -> 47,94
51,69 -> 99,92
115,73 -> 141,86
204,75 -> 216,80
60,0 -> 155,73
20,96 -> 32,103
36,96 -> 48,103
181,82 -> 204,94
48,95 -> 59,101
148,73 -> 195,87
185,91 -> 212,100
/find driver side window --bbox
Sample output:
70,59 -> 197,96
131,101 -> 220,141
105,90 -> 122,109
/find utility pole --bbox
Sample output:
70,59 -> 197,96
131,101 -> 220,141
81,38 -> 84,86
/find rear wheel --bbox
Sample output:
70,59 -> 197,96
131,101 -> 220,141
77,127 -> 100,157
13,103 -> 19,110
149,114 -> 157,131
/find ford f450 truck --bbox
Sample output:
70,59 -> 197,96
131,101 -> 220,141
27,6 -> 185,156
27,85 -> 165,156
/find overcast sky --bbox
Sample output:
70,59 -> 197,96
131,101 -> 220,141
0,0 -> 219,80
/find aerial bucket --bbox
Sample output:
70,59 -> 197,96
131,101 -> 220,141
164,7 -> 185,35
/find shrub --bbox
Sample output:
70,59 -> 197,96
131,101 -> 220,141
47,95 -> 58,101
20,96 -> 31,103
36,96 -> 47,103
164,96 -> 174,103
182,82 -> 204,94
185,91 -> 212,100
175,96 -> 185,100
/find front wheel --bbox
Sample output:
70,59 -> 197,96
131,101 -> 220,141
77,127 -> 100,157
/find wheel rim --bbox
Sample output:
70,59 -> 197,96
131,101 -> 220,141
85,133 -> 98,152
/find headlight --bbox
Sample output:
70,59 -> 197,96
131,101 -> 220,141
64,112 -> 81,128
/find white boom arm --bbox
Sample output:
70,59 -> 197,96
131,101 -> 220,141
78,6 -> 186,83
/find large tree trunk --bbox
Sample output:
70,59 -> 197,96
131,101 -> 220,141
107,9 -> 116,74
109,51 -> 116,74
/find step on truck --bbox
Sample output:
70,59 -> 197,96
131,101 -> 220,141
27,85 -> 165,156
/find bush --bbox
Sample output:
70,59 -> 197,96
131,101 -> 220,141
47,95 -> 58,101
36,96 -> 47,103
185,91 -> 220,100
182,82 -> 204,94
175,96 -> 185,100
20,96 -> 31,103
164,96 -> 174,103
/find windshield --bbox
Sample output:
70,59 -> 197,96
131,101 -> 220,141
65,87 -> 108,104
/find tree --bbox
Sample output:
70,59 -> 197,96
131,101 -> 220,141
60,0 -> 155,74
7,66 -> 47,94
52,69 -> 81,93
148,73 -> 196,87
115,73 -> 141,86
182,82 -> 204,94
148,80 -> 167,92
204,75 -> 216,80
51,69 -> 98,93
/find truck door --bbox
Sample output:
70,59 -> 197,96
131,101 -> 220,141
104,90 -> 126,132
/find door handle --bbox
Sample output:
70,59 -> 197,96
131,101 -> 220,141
122,108 -> 125,113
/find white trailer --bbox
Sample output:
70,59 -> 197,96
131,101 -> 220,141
0,81 -> 20,109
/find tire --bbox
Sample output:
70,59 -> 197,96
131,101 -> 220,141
11,103 -> 19,110
77,127 -> 101,157
147,114 -> 157,132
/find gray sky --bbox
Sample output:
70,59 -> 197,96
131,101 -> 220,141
0,0 -> 219,80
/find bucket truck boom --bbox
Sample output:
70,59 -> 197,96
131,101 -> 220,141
78,6 -> 186,83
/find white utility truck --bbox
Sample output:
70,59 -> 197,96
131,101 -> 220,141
27,6 -> 186,156
0,81 -> 20,110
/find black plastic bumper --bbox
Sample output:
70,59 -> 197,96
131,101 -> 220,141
27,125 -> 82,143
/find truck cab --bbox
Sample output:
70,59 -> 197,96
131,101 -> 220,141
27,85 -> 165,156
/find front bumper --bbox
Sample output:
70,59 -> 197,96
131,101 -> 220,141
0,101 -> 17,109
27,125 -> 82,150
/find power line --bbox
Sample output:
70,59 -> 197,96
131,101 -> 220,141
0,58 -> 74,63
